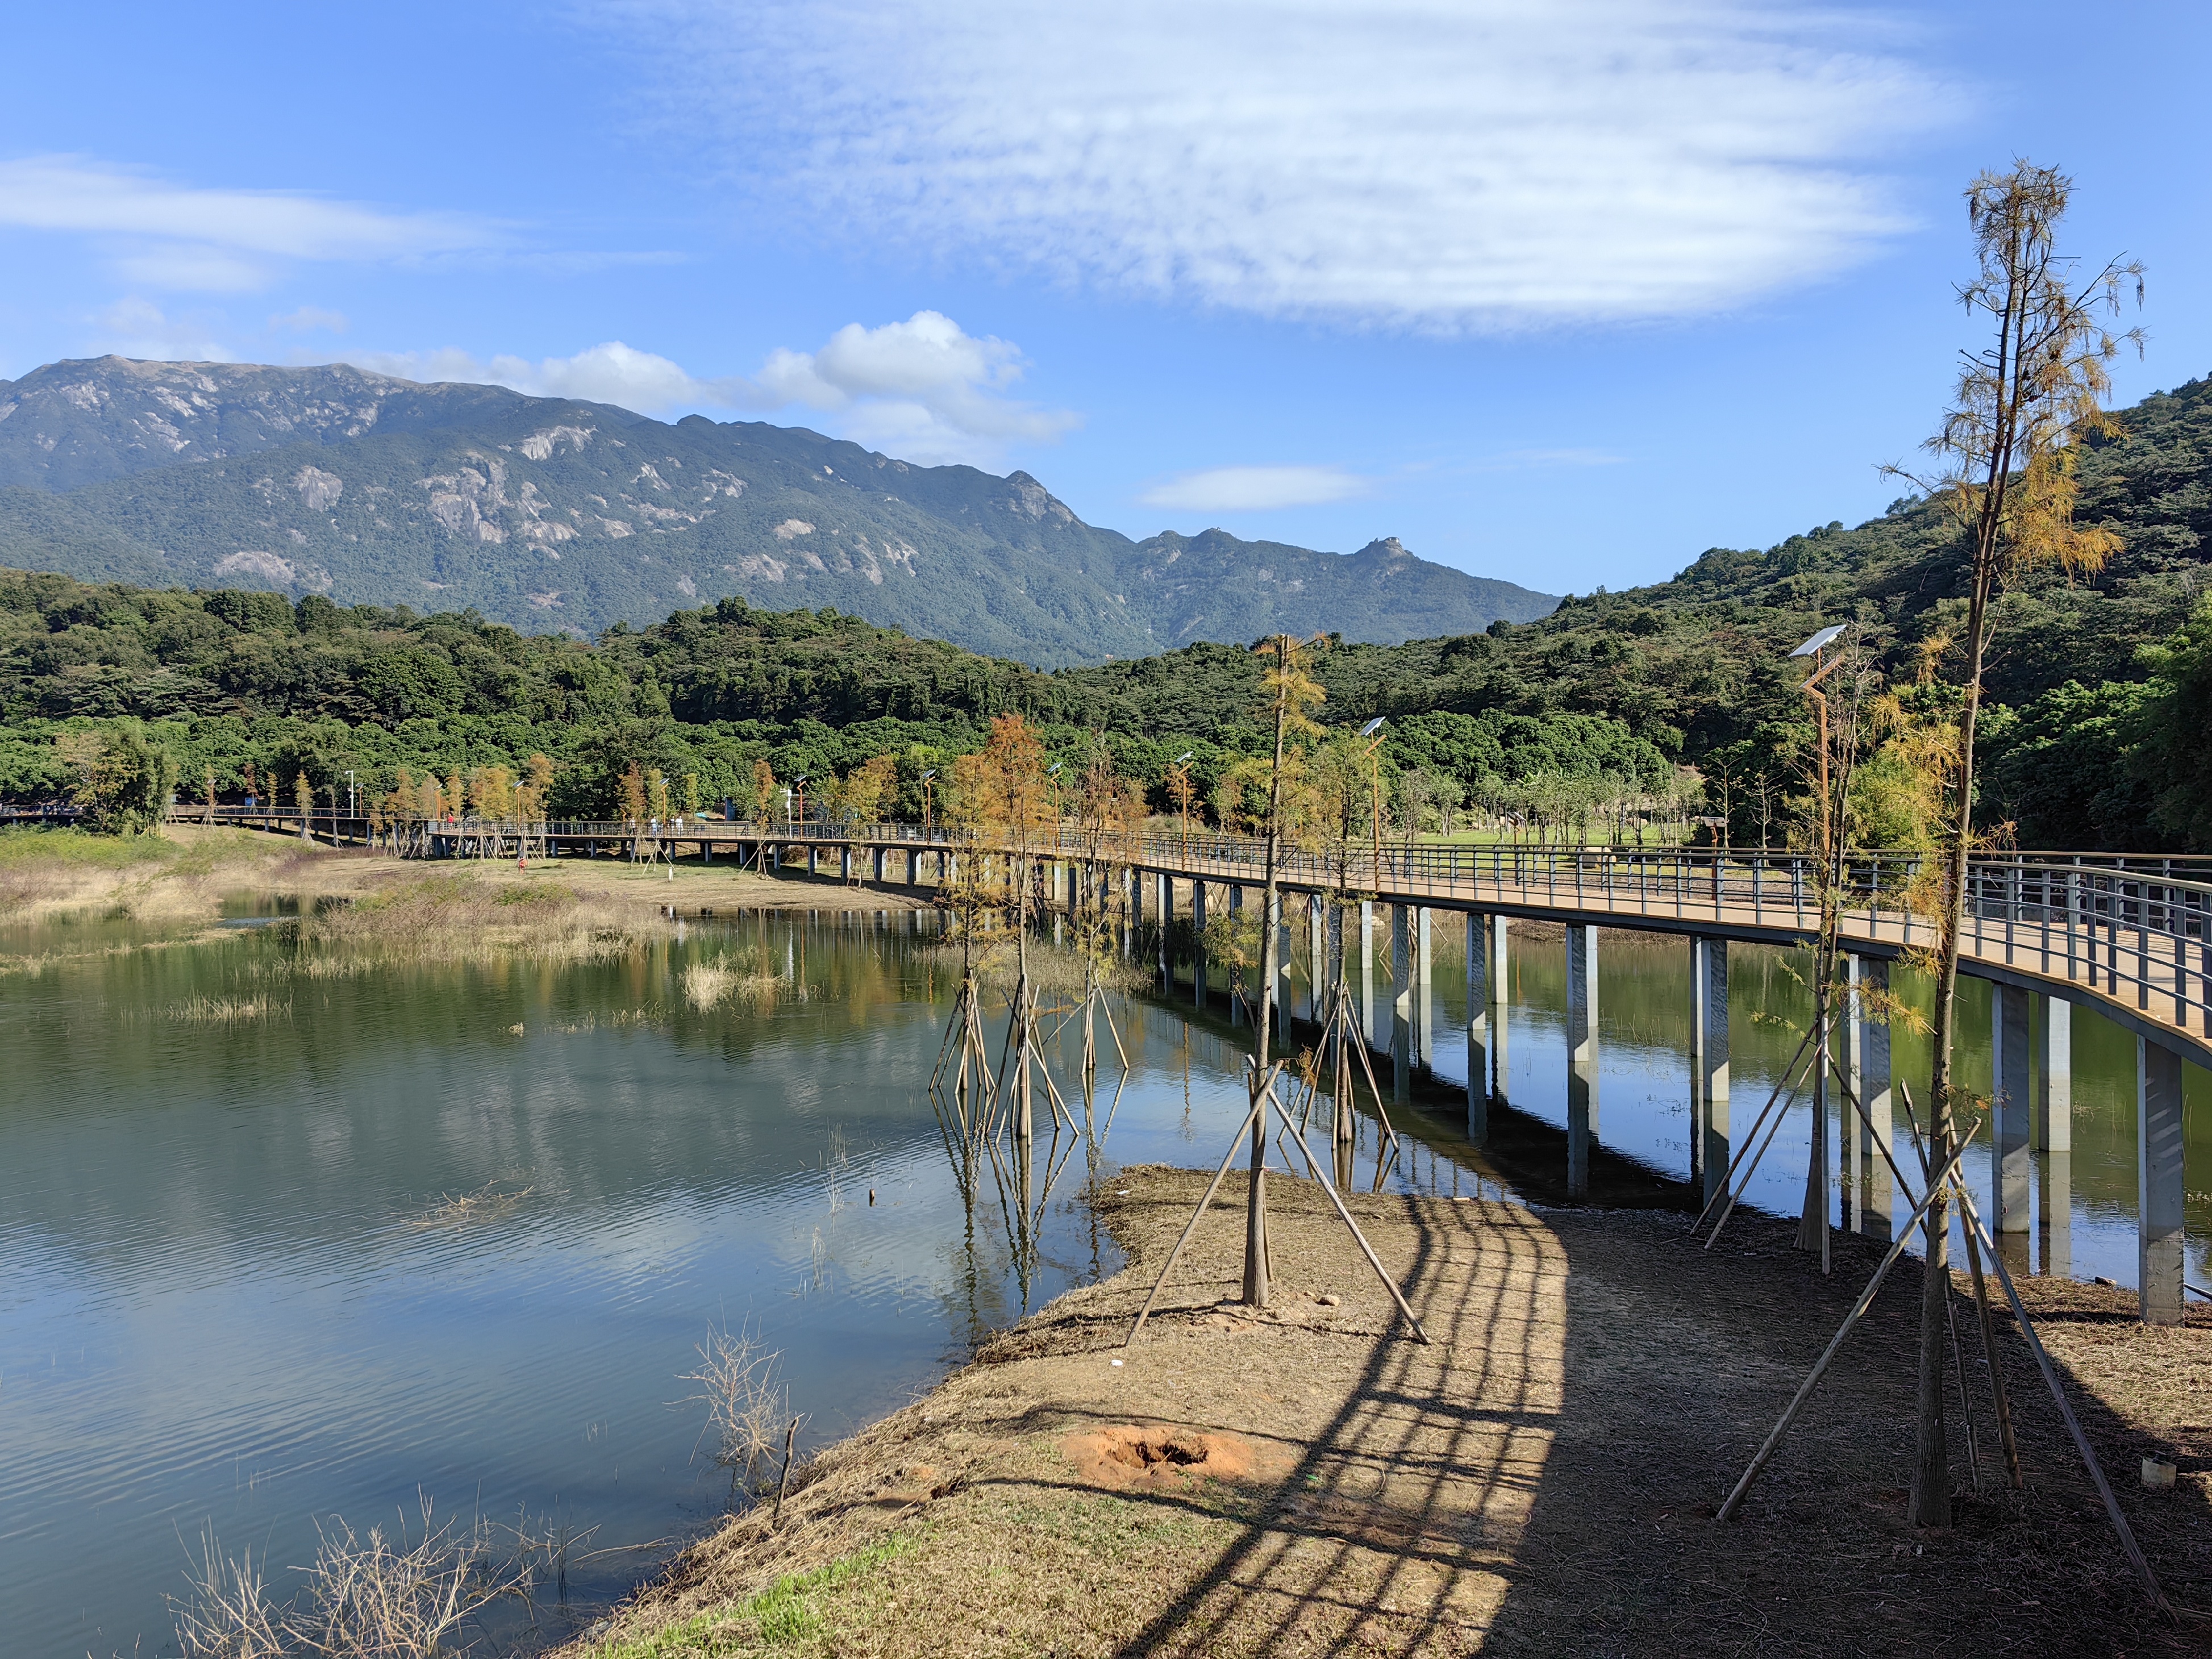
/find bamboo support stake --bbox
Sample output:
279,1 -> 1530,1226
1957,1203 -> 2024,1490
1265,1089 -> 1430,1343
1692,1027 -> 1818,1236
1702,1053 -> 1817,1252
1715,1126 -> 1978,1522
1124,1079 -> 1276,1344
1948,1182 -> 2174,1620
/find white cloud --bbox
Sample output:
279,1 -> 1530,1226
351,312 -> 1077,466
1140,465 -> 1368,512
0,155 -> 504,290
616,0 -> 1949,330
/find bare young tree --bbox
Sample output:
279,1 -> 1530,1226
1888,160 -> 2142,1529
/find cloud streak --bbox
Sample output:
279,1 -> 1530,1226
0,155 -> 507,291
1140,465 -> 1367,512
616,0 -> 1949,331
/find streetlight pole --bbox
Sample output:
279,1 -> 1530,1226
345,769 -> 356,820
920,769 -> 935,837
1359,718 -> 1386,879
1788,624 -> 1847,1275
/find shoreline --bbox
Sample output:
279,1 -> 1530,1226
1,823 -> 940,944
567,1165 -> 2209,1658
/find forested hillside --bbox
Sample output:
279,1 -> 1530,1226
5,372 -> 2210,848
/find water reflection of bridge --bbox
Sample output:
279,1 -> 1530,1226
181,806 -> 2210,1322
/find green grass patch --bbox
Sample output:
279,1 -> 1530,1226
584,1533 -> 915,1658
0,825 -> 179,869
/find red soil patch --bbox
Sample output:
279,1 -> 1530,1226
1061,1424 -> 1264,1490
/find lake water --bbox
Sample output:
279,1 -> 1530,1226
2,902 -> 2203,1656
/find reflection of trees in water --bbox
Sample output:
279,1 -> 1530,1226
931,973 -> 1135,1321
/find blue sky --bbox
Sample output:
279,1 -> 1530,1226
2,1 -> 2205,598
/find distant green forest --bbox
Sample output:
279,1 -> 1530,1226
5,372 -> 2211,848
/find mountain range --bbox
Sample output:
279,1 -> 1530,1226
0,357 -> 1555,667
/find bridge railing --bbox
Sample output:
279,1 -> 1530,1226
170,808 -> 2212,1033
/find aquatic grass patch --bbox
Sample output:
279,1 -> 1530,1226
582,1535 -> 914,1658
291,872 -> 665,965
681,949 -> 784,1011
168,994 -> 289,1023
409,1179 -> 537,1228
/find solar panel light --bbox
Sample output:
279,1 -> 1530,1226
1789,624 -> 1844,658
1048,762 -> 1063,775
920,769 -> 935,781
1359,717 -> 1385,737
1176,751 -> 1193,764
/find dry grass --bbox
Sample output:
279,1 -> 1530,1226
680,951 -> 784,1011
408,1180 -> 536,1229
566,1167 -> 2210,1659
0,824 -> 342,928
682,1327 -> 797,1501
288,873 -> 659,965
172,1499 -> 519,1659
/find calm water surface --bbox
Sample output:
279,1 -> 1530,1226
2,905 -> 2203,1657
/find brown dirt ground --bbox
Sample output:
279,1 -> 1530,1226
570,1165 -> 2211,1658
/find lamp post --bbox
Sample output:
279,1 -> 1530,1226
794,776 -> 809,827
920,769 -> 935,837
1169,751 -> 1194,852
345,769 -> 356,820
1788,623 -> 1847,1275
1359,718 -> 1386,879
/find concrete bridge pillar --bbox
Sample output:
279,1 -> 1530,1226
1157,873 -> 1171,984
1270,892 -> 1289,1029
1416,907 -> 1433,1073
1466,912 -> 1491,1144
1566,924 -> 1598,1198
1856,957 -> 1893,1243
1994,983 -> 2032,1241
840,845 -> 853,883
873,845 -> 886,883
1390,903 -> 1412,1103
1360,901 -> 1377,1051
807,843 -> 818,877
2039,994 -> 2072,1276
770,844 -> 780,873
1307,895 -> 1325,1020
1227,885 -> 1244,1025
1490,917 -> 1511,1106
2139,1039 -> 2186,1325
1193,879 -> 1208,1008
1694,937 -> 1729,1206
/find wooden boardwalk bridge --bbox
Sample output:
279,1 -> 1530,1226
178,805 -> 2208,1321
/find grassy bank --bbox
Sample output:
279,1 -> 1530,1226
567,1166 -> 2209,1658
0,823 -> 939,944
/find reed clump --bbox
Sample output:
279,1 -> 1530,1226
172,1499 -> 521,1659
681,1326 -> 796,1503
169,994 -> 289,1023
409,1180 -> 536,1228
290,873 -> 660,965
679,949 -> 783,1010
